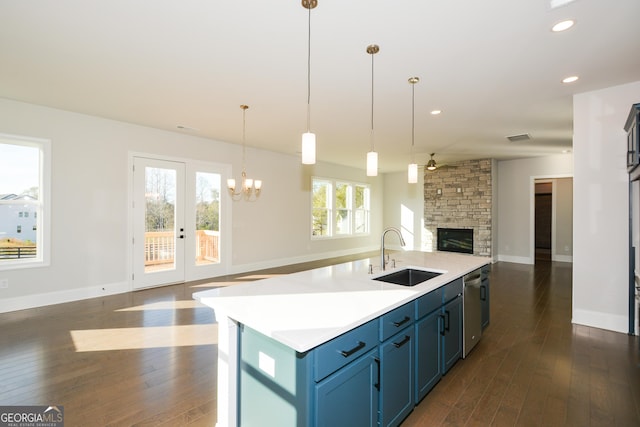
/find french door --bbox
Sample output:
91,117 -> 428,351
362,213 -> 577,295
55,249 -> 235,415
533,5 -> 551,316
132,156 -> 228,289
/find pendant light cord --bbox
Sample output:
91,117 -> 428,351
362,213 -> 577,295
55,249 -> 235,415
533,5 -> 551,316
241,105 -> 247,174
370,50 -> 375,151
306,5 -> 311,132
411,82 -> 415,161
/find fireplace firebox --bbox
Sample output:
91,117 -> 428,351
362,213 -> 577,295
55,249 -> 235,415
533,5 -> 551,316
437,228 -> 473,254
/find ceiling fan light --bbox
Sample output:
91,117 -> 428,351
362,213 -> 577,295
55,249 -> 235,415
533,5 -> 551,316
408,163 -> 418,183
426,153 -> 437,171
301,132 -> 316,164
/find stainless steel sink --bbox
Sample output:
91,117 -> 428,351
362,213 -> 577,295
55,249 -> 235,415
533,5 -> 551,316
373,268 -> 442,287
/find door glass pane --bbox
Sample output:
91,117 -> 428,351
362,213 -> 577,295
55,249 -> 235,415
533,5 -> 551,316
195,172 -> 221,266
144,167 -> 176,273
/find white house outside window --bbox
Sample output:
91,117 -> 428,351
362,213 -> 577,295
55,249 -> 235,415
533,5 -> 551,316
0,134 -> 50,269
312,177 -> 370,238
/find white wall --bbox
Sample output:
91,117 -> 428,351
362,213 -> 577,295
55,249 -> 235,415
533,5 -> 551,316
383,169 -> 426,251
0,98 -> 382,312
496,155 -> 574,264
572,81 -> 640,334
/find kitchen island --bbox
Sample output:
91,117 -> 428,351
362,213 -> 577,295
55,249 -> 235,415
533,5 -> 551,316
195,250 -> 490,427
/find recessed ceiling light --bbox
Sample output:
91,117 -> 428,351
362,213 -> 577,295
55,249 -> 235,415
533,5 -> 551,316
430,110 -> 441,115
552,19 -> 574,32
562,75 -> 579,83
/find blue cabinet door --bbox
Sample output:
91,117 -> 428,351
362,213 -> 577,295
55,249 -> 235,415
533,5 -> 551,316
379,328 -> 414,427
442,296 -> 462,373
415,309 -> 441,403
315,349 -> 379,427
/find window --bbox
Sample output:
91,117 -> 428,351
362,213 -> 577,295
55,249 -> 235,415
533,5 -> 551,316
312,178 -> 370,238
0,134 -> 50,269
312,179 -> 331,236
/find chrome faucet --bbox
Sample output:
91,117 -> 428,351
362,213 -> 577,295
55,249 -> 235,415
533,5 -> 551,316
381,227 -> 406,270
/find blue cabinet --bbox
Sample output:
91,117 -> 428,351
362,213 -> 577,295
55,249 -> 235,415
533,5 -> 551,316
315,349 -> 379,427
414,278 -> 464,403
238,274 -> 478,426
378,303 -> 415,427
441,295 -> 462,373
414,308 -> 442,402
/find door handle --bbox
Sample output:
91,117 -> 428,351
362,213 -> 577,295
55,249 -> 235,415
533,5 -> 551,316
393,335 -> 411,348
392,316 -> 411,328
439,314 -> 446,336
445,310 -> 451,332
374,357 -> 380,391
340,341 -> 366,358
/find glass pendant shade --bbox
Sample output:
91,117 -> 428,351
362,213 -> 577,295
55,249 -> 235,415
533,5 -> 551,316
408,163 -> 418,183
366,151 -> 378,176
302,132 -> 316,164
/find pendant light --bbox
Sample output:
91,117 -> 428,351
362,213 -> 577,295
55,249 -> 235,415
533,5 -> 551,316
301,0 -> 318,165
407,77 -> 419,184
227,105 -> 262,201
366,44 -> 379,177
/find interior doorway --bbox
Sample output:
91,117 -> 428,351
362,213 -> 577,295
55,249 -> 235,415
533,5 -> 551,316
531,177 -> 573,264
535,182 -> 553,262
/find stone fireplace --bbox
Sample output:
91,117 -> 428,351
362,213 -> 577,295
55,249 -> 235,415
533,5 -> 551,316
424,159 -> 492,257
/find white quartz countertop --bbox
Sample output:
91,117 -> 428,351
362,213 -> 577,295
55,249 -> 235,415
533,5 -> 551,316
194,250 -> 490,353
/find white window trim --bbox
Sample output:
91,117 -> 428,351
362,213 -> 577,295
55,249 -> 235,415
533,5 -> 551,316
0,133 -> 51,271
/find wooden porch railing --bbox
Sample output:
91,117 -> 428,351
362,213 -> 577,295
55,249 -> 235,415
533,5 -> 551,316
144,230 -> 219,266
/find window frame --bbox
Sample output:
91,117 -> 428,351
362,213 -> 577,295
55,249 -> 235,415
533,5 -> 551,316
0,133 -> 51,271
311,177 -> 370,239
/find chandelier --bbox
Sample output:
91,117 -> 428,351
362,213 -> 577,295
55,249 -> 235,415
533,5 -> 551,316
227,105 -> 262,200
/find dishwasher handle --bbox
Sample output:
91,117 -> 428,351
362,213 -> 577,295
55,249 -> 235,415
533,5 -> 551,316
464,275 -> 482,287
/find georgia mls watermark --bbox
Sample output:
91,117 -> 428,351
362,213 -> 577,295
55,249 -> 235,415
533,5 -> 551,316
0,406 -> 64,427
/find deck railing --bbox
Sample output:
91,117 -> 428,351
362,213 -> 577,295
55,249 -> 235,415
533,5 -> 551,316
0,246 -> 37,259
144,230 -> 219,266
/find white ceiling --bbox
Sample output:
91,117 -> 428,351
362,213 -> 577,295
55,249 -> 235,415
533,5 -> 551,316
1,0 -> 639,173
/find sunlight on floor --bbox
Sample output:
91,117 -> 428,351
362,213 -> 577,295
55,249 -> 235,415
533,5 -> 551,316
70,324 -> 218,352
115,300 -> 205,311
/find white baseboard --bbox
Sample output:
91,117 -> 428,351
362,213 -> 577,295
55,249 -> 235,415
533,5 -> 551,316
496,254 -> 533,265
0,280 -> 130,314
572,308 -> 629,334
553,254 -> 573,263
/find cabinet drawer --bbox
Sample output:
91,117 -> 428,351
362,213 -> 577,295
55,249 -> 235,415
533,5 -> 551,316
416,288 -> 442,319
442,278 -> 463,303
314,320 -> 378,382
379,301 -> 415,342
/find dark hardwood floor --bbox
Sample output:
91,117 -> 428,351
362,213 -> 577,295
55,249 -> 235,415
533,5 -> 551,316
1,256 -> 638,426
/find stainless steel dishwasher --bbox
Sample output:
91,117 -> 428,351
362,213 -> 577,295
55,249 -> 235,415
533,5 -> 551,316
463,268 -> 482,357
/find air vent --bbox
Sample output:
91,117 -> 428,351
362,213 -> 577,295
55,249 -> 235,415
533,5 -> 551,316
506,133 -> 531,142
